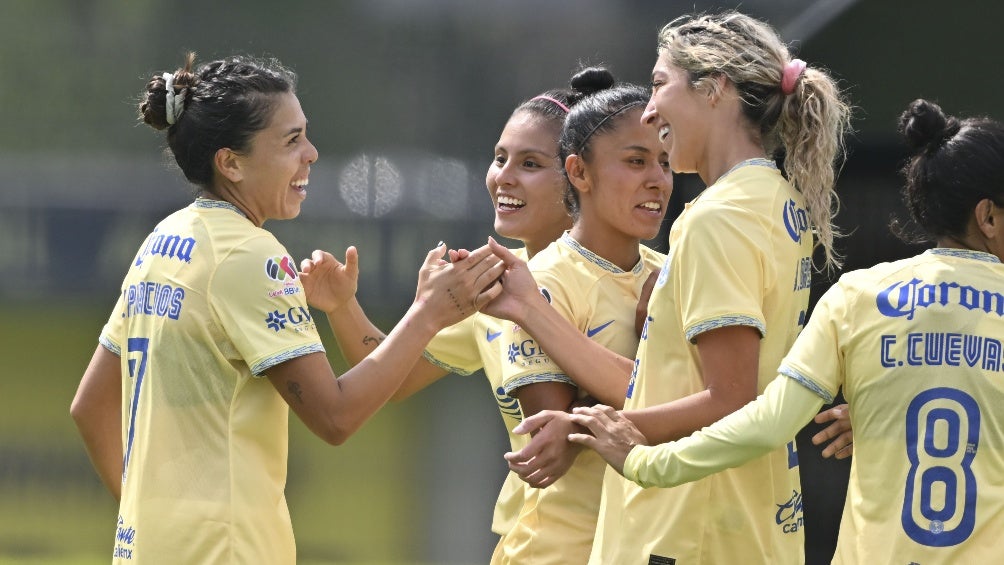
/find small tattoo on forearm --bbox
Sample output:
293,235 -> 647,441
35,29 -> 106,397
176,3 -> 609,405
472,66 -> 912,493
362,335 -> 385,347
288,381 -> 304,404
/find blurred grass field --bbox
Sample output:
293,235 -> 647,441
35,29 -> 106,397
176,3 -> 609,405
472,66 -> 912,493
0,298 -> 468,564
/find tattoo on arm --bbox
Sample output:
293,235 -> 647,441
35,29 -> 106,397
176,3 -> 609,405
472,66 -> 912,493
362,335 -> 386,347
287,381 -> 304,404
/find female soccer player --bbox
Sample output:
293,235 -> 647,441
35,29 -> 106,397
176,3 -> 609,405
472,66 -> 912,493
570,98 -> 1004,564
301,73 -> 580,559
492,11 -> 850,564
68,53 -> 503,564
490,75 -> 670,564
305,69 -> 670,563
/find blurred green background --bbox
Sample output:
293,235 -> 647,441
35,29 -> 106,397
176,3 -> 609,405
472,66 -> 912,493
2,1 -> 1003,563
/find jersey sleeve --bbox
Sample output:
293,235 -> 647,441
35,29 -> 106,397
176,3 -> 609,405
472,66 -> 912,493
676,203 -> 769,342
499,269 -> 583,395
777,282 -> 849,404
422,315 -> 480,376
622,374 -> 824,488
210,234 -> 324,377
98,291 -> 127,356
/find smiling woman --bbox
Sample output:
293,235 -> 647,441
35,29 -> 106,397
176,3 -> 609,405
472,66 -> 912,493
68,52 -> 504,565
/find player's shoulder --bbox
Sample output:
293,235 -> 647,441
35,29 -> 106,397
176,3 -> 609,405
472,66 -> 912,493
639,245 -> 667,270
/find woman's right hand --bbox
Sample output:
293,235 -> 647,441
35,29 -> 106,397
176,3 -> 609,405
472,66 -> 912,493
412,242 -> 505,330
477,237 -> 546,325
299,246 -> 359,312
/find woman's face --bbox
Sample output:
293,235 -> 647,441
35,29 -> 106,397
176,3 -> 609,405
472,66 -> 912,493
486,111 -> 571,254
574,107 -> 672,242
227,92 -> 318,226
642,51 -> 710,175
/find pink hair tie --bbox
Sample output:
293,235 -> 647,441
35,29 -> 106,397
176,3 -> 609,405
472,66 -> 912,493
531,95 -> 570,113
781,59 -> 807,95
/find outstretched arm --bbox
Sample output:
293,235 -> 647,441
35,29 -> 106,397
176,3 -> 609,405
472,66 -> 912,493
571,375 -> 824,485
269,243 -> 504,445
624,324 -> 761,444
299,245 -> 451,401
70,345 -> 124,500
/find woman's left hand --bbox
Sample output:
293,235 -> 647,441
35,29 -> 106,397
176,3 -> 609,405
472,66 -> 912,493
567,404 -> 647,476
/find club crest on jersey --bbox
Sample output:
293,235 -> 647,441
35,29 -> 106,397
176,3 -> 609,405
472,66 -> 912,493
656,252 -> 672,288
265,255 -> 299,281
782,198 -> 809,243
134,228 -> 196,266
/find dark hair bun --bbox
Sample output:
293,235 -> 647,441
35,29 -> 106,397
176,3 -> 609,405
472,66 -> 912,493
899,99 -> 961,151
570,67 -> 616,96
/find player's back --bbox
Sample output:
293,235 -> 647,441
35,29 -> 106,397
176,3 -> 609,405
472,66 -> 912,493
834,248 -> 1004,563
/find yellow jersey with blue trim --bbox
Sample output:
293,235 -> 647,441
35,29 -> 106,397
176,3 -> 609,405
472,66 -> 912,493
780,248 -> 1004,564
422,247 -> 528,537
496,232 -> 665,565
98,198 -> 323,564
592,162 -> 812,564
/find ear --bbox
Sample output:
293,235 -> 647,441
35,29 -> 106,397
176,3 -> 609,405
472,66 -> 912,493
710,73 -> 731,107
975,198 -> 999,239
214,147 -> 244,183
565,154 -> 591,194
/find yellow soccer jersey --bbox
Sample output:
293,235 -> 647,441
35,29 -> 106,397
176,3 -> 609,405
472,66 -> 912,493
422,247 -> 528,536
780,248 -> 1004,564
496,232 -> 665,565
98,198 -> 323,564
593,162 -> 812,564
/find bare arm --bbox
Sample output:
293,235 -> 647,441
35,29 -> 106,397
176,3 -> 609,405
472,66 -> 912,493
269,244 -> 504,445
481,238 -> 633,407
70,345 -> 123,500
624,324 -> 761,444
299,246 -> 450,402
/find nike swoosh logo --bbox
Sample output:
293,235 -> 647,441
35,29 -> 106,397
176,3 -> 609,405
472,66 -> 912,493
486,329 -> 502,342
586,320 -> 614,338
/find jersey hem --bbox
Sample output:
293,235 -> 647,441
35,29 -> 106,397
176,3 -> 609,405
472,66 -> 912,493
779,364 -> 834,403
685,314 -> 766,343
250,343 -> 325,376
502,372 -> 575,395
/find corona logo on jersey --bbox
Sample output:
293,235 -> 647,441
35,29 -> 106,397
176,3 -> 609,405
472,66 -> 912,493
265,255 -> 299,281
134,228 -> 196,267
877,278 -> 1004,320
265,306 -> 316,333
782,198 -> 809,243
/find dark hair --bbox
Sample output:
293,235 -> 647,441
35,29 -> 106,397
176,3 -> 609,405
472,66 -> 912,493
558,69 -> 648,216
894,99 -> 1004,242
511,67 -> 615,127
139,52 -> 298,193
